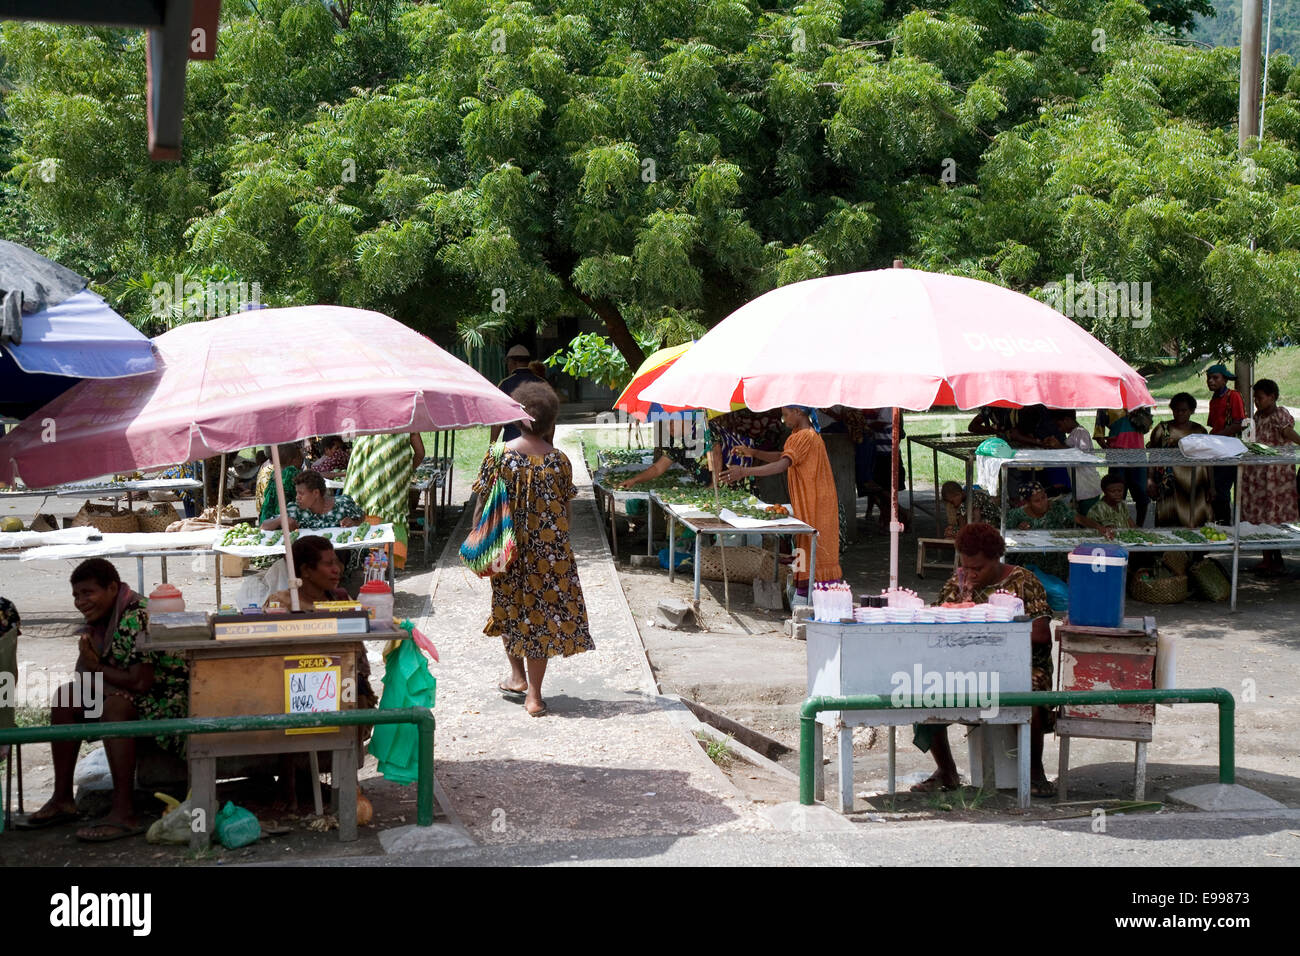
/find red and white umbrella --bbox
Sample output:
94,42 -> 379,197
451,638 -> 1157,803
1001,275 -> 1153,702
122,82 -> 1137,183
642,268 -> 1155,586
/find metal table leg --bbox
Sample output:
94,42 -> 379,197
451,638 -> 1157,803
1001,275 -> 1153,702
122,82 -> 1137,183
668,512 -> 677,583
887,725 -> 896,795
646,495 -> 654,556
838,723 -> 854,812
135,556 -> 145,594
808,535 -> 818,589
933,446 -> 941,536
161,555 -> 169,583
1231,463 -> 1242,612
693,532 -> 703,602
1017,721 -> 1031,809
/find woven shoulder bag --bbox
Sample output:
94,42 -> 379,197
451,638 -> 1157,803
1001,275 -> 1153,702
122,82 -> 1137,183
459,443 -> 518,577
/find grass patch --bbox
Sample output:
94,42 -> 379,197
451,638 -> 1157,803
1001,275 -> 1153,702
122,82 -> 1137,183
14,706 -> 47,727
926,785 -> 997,812
1145,346 -> 1300,401
695,730 -> 737,768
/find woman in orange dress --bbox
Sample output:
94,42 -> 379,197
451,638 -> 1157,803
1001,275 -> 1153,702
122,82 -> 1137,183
720,406 -> 842,592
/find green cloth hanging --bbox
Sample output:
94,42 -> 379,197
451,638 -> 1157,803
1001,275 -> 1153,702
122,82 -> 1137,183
367,638 -> 436,785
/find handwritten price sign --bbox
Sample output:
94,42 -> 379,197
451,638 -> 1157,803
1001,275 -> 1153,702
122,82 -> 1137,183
283,655 -> 342,735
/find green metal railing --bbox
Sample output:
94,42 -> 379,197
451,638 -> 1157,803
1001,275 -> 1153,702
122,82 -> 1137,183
798,688 -> 1235,806
0,707 -> 436,825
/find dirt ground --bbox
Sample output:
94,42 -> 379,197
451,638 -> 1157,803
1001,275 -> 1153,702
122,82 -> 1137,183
613,495 -> 1300,818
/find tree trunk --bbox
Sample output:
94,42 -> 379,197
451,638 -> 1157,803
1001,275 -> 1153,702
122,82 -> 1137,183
565,284 -> 646,370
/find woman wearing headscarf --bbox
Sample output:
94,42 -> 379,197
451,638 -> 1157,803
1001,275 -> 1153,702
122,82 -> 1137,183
720,405 -> 842,593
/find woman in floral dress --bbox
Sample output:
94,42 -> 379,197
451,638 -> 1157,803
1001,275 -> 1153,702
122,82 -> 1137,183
475,382 -> 593,717
1240,379 -> 1300,574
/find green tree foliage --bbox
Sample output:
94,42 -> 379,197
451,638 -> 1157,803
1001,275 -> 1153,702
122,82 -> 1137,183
2,0 -> 1299,374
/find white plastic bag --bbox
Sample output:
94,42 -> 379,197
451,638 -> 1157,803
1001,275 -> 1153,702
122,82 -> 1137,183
73,746 -> 114,791
1178,434 -> 1246,459
235,558 -> 285,609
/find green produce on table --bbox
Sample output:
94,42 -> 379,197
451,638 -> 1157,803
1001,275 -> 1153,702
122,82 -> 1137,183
1170,529 -> 1206,543
1198,526 -> 1230,542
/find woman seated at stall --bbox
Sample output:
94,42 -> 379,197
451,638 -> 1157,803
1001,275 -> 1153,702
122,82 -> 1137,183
20,559 -> 188,841
260,470 -> 363,531
617,444 -> 715,491
264,535 -> 378,709
1007,480 -> 1113,578
308,435 -> 351,477
912,523 -> 1056,796
720,405 -> 842,593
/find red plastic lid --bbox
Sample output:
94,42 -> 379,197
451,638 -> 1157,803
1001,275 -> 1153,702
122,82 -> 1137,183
150,583 -> 183,599
359,581 -> 392,594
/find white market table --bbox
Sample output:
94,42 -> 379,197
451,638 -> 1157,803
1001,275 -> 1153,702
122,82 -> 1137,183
654,497 -> 817,603
996,446 -> 1300,610
806,619 -> 1034,811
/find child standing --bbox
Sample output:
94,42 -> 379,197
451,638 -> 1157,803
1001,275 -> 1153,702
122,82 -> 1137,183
1053,409 -> 1102,515
1240,379 -> 1300,575
1206,363 -> 1247,524
941,481 -> 966,539
1087,474 -> 1135,530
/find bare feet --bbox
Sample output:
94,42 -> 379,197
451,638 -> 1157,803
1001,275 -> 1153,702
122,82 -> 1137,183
910,772 -> 959,793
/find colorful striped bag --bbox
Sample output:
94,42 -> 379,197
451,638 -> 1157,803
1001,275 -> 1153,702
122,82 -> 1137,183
459,443 -> 517,577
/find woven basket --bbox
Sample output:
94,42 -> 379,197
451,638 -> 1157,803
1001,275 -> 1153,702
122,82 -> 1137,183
137,502 -> 180,534
1129,569 -> 1188,604
1161,550 -> 1190,575
71,503 -> 139,534
1190,558 -> 1231,602
698,545 -> 777,582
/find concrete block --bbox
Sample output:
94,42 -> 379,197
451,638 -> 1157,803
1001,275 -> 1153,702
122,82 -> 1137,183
783,620 -> 806,641
762,801 -> 859,832
1165,783 -> 1286,811
792,605 -> 814,622
753,577 -> 784,610
629,553 -> 659,568
653,598 -> 695,629
379,823 -> 477,854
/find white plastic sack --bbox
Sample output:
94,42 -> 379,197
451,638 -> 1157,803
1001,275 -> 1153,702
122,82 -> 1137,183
73,746 -> 114,791
1178,434 -> 1246,460
234,558 -> 285,610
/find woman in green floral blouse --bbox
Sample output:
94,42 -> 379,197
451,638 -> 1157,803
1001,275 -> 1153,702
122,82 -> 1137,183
21,559 -> 188,842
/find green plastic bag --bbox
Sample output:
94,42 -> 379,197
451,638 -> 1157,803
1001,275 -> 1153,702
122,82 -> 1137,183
215,800 -> 261,848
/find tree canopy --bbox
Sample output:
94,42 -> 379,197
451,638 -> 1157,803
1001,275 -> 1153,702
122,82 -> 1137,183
3,0 -> 1299,383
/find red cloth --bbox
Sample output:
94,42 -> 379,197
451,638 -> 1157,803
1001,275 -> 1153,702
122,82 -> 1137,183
1208,389 -> 1246,432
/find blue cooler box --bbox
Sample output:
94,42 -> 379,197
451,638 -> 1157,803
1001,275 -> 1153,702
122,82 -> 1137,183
1067,543 -> 1128,628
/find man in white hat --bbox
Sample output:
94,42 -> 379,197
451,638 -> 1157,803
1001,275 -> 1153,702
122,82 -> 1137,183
491,344 -> 545,443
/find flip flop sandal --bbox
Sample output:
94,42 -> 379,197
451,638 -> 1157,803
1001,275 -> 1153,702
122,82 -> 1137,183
14,809 -> 80,830
527,703 -> 549,718
76,821 -> 146,843
909,776 -> 959,793
497,682 -> 527,699
1031,780 -> 1058,798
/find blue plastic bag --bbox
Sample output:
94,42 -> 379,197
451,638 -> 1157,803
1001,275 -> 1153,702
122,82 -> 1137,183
658,546 -> 692,571
1025,564 -> 1069,613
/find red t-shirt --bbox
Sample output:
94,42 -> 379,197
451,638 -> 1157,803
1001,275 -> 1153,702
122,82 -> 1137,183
1208,389 -> 1246,432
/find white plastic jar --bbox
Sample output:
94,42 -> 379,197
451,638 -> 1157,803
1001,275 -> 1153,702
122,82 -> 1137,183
358,580 -> 394,631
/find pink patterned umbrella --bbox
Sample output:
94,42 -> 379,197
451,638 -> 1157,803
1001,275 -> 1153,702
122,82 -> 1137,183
0,305 -> 525,487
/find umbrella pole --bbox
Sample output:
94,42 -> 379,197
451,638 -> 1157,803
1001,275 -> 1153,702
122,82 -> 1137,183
890,408 -> 901,590
269,444 -> 301,612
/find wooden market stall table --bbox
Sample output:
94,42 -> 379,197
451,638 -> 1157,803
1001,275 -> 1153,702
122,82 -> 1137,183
325,444 -> 454,564
213,523 -> 399,591
591,460 -> 689,560
806,617 -> 1034,811
0,526 -> 228,601
0,476 -> 203,510
139,625 -> 414,848
995,446 -> 1300,610
654,496 -> 817,603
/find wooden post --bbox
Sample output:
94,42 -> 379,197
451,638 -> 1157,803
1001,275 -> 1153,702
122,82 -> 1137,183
269,444 -> 301,612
